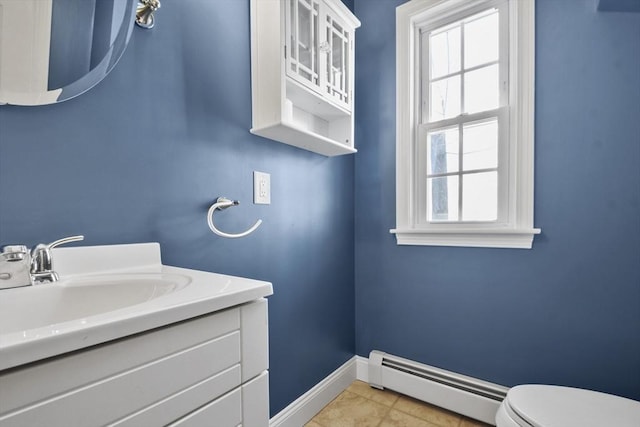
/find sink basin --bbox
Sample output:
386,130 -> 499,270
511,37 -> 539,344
0,273 -> 191,335
0,242 -> 273,372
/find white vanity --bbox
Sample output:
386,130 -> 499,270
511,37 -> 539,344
0,243 -> 273,427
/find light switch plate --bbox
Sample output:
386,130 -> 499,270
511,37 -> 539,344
253,171 -> 271,204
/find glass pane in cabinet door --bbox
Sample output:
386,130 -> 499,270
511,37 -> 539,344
326,22 -> 331,94
343,30 -> 350,104
288,0 -> 319,87
332,29 -> 343,95
289,0 -> 296,64
298,4 -> 312,71
325,16 -> 350,106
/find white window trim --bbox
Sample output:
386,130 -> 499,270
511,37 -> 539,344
391,0 -> 540,249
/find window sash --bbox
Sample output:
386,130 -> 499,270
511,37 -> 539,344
416,1 -> 509,226
417,107 -> 509,225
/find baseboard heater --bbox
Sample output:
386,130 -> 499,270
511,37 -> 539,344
368,351 -> 508,426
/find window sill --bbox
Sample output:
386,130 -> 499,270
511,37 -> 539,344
390,227 -> 541,249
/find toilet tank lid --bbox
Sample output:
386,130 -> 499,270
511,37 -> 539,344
506,385 -> 640,427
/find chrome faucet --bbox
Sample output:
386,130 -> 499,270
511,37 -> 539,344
31,235 -> 84,283
0,235 -> 84,289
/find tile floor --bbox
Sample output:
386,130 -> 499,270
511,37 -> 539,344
305,381 -> 491,427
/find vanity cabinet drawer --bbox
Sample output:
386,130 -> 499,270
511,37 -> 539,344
242,371 -> 269,427
0,307 -> 240,415
169,387 -> 242,427
112,365 -> 242,427
0,331 -> 241,427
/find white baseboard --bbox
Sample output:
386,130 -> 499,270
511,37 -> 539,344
269,357 -> 358,427
355,355 -> 368,382
271,354 -> 504,426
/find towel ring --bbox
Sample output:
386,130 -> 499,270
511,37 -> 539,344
207,197 -> 262,239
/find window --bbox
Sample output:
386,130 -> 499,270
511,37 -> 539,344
392,0 -> 540,248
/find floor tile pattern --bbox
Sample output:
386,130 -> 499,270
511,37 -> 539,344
306,381 -> 491,427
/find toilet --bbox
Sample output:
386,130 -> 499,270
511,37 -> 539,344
496,384 -> 640,427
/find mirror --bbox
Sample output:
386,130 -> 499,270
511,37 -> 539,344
0,0 -> 137,106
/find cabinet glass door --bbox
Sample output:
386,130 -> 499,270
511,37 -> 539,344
323,13 -> 351,110
286,0 -> 321,92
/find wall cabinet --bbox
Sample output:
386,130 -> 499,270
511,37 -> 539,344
0,299 -> 269,427
250,0 -> 360,156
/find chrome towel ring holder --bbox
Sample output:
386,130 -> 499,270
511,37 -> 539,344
207,197 -> 262,239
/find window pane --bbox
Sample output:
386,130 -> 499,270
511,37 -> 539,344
462,172 -> 497,221
464,10 -> 499,69
430,75 -> 461,121
427,127 -> 459,175
427,175 -> 459,222
463,119 -> 498,171
464,64 -> 498,114
430,25 -> 461,79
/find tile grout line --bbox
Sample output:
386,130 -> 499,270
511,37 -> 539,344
367,392 -> 390,427
388,394 -> 457,427
309,381 -> 488,427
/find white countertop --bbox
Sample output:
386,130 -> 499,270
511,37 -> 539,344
0,243 -> 273,371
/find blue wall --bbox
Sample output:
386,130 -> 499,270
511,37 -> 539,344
0,0 -> 355,415
1,0 -> 638,416
354,0 -> 640,401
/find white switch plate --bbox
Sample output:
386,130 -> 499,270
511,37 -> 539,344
253,171 -> 271,204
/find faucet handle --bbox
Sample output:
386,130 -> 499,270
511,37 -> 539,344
31,235 -> 84,283
47,235 -> 85,250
